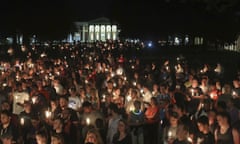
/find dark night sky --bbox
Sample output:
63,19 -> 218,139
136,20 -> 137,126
0,0 -> 240,40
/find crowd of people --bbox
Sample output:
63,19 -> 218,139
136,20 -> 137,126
0,40 -> 239,144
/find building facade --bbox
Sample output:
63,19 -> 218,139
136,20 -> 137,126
68,17 -> 120,42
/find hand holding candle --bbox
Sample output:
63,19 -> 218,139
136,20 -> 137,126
191,89 -> 194,96
45,109 -> 52,119
32,96 -> 37,104
86,117 -> 90,125
168,131 -> 172,139
20,118 -> 24,125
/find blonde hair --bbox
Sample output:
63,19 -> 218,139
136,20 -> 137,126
84,128 -> 103,144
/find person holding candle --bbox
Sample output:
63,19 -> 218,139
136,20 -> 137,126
128,100 -> 144,144
125,89 -> 144,115
232,79 -> 240,109
19,100 -> 34,142
186,78 -> 205,115
80,101 -> 105,138
199,76 -> 209,95
49,99 -> 61,120
173,124 -> 191,144
152,83 -> 160,97
163,111 -> 179,144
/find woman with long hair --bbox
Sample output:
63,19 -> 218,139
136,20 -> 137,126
112,119 -> 132,144
84,128 -> 104,144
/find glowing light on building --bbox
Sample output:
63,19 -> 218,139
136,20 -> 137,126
106,25 -> 111,40
95,25 -> 100,41
101,25 -> 106,41
73,18 -> 119,42
112,25 -> 117,40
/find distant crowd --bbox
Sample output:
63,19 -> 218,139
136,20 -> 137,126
0,40 -> 239,144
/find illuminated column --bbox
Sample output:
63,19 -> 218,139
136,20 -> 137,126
82,26 -> 85,42
82,25 -> 87,42
95,25 -> 100,41
89,25 -> 94,41
101,25 -> 106,41
112,25 -> 117,40
106,25 -> 111,40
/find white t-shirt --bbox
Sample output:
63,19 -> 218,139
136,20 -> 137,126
68,96 -> 81,111
13,91 -> 29,114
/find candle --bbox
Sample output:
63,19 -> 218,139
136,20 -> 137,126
129,106 -> 134,112
191,89 -> 194,96
232,91 -> 236,96
20,118 -> 24,125
133,81 -> 137,86
232,91 -> 237,98
126,95 -> 131,102
187,137 -> 193,143
168,131 -> 172,138
86,117 -> 90,125
210,93 -> 214,99
151,91 -> 154,95
45,110 -> 52,118
190,115 -> 193,121
32,97 -> 37,104
111,73 -> 115,77
102,94 -> 106,102
166,66 -> 169,71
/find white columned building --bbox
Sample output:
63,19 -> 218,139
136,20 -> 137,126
71,17 -> 120,42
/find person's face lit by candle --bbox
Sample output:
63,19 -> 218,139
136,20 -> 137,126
192,79 -> 199,88
50,100 -> 58,111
